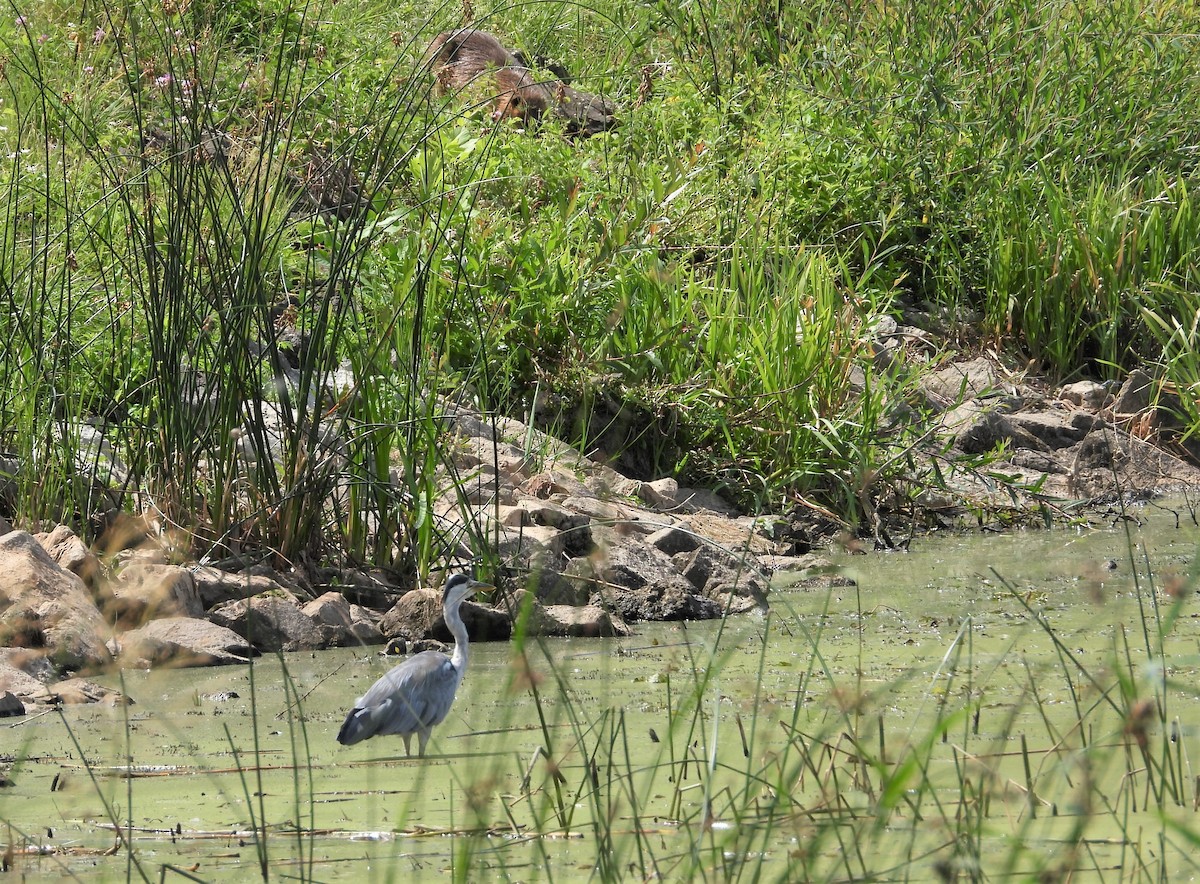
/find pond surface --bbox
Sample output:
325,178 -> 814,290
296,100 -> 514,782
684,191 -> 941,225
3,499 -> 1200,881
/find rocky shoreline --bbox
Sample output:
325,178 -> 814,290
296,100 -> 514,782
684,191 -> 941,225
1,351 -> 1197,713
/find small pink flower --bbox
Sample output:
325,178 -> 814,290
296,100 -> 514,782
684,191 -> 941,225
92,27 -> 105,44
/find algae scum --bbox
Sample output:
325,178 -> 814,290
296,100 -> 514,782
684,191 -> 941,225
4,503 -> 1200,880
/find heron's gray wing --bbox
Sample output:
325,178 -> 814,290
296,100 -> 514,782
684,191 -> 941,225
355,651 -> 459,736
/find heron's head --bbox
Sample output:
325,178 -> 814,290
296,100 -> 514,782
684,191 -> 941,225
443,572 -> 493,607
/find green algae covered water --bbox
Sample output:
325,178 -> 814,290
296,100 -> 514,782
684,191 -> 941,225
3,499 -> 1200,880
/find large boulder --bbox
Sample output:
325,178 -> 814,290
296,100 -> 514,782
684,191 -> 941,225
190,565 -> 297,609
1112,369 -> 1154,416
647,525 -> 700,555
301,591 -> 384,647
208,593 -> 326,652
603,576 -> 722,621
543,603 -> 630,637
117,617 -> 257,667
35,525 -> 101,588
106,563 -> 204,627
1059,380 -> 1109,410
0,531 -> 111,670
378,589 -> 510,642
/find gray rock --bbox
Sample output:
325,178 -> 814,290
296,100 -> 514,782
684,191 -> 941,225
378,588 -> 510,642
922,357 -> 1001,406
688,512 -> 778,557
348,604 -> 385,646
544,603 -> 631,637
1113,370 -> 1154,416
504,589 -> 630,637
758,553 -> 834,574
707,587 -> 766,615
0,659 -> 52,703
648,525 -> 700,555
955,409 -> 1047,455
35,525 -> 101,588
0,531 -> 111,671
455,435 -> 526,471
672,545 -> 768,610
560,496 -> 622,523
118,617 -> 257,666
673,487 -> 740,516
208,594 -> 326,652
512,558 -> 588,604
637,478 -> 680,509
566,533 -> 721,621
0,690 -> 23,716
302,592 -> 384,647
571,526 -> 679,589
1071,433 -> 1118,473
1010,449 -> 1069,473
601,576 -> 722,621
458,470 -> 515,506
491,524 -> 562,564
301,591 -> 354,645
515,499 -> 593,556
446,410 -> 498,442
1059,380 -> 1109,410
1008,411 -> 1098,449
521,470 -> 591,500
190,566 -> 294,609
108,563 -> 204,626
498,505 -> 533,528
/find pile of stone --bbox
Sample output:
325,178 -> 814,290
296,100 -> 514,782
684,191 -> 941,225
0,404 -> 806,706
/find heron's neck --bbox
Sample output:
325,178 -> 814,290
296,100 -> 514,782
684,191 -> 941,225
447,602 -> 470,676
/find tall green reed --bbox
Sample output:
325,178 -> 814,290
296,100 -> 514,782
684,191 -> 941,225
0,0 -> 509,574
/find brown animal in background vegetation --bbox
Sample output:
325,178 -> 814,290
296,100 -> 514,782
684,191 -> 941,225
550,82 -> 619,138
426,28 -> 551,123
511,47 -> 619,137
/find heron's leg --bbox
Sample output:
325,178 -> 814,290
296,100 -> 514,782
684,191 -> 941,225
417,728 -> 431,757
402,733 -> 413,756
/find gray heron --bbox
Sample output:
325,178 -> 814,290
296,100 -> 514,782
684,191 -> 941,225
336,573 -> 493,756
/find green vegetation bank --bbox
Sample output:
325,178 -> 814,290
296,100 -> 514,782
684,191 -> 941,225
2,0 -> 1199,570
